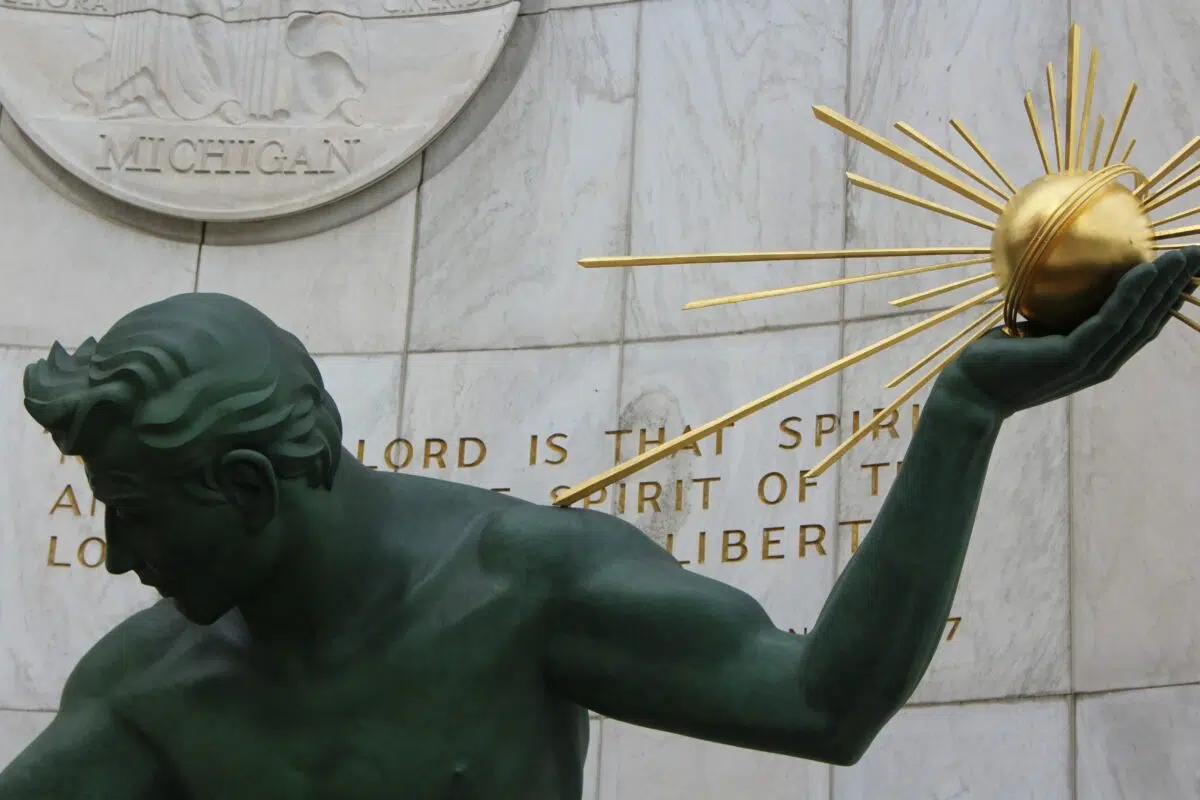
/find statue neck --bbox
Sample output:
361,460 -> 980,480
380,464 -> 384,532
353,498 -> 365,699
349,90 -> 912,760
234,454 -> 411,666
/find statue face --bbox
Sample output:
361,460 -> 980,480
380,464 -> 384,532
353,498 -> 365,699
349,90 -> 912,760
84,427 -> 278,626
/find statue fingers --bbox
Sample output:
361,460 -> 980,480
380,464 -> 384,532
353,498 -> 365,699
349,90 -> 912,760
1065,253 -> 1195,386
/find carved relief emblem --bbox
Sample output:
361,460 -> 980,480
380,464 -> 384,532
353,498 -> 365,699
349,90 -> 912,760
0,0 -> 520,221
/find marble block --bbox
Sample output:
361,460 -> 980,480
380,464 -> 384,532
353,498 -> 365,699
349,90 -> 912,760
834,698 -> 1070,800
616,327 -> 841,639
0,346 -> 159,710
1068,0 -> 1200,693
0,349 -> 403,710
196,159 -> 421,355
1076,683 -> 1200,800
1070,1 -> 1200,228
838,314 -> 1070,704
843,0 -> 1067,319
624,0 -> 848,339
1071,321 -> 1200,692
398,345 -> 620,505
0,118 -> 198,349
0,711 -> 53,769
410,6 -> 637,351
582,717 -> 600,800
598,720 -> 828,800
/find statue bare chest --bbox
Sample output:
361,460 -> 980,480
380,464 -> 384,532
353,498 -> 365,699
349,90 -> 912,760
112,574 -> 587,798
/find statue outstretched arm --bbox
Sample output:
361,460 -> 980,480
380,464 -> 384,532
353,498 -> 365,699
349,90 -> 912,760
532,249 -> 1200,766
0,704 -> 167,799
0,619 -> 171,798
527,379 -> 997,767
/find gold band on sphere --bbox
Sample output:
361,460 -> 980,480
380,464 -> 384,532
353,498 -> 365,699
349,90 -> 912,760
993,164 -> 1152,335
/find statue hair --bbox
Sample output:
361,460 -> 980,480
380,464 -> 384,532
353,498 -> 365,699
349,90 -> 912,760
23,293 -> 343,501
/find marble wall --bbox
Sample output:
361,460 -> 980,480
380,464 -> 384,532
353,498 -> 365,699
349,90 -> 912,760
1,0 -> 1199,797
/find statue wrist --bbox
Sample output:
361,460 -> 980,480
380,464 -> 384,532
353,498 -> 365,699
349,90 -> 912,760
927,366 -> 1006,432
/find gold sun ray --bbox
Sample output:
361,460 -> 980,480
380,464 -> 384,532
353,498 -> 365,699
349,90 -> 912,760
1154,223 -> 1200,241
1065,26 -> 1080,170
807,308 -> 1002,479
1087,115 -> 1106,171
889,272 -> 995,308
1152,205 -> 1200,227
1143,172 -> 1200,213
683,257 -> 992,310
1076,48 -> 1099,170
1102,82 -> 1137,167
1171,310 -> 1200,332
1144,160 -> 1200,205
950,119 -> 1017,194
552,23 -> 1200,508
845,173 -> 995,230
1135,136 -> 1200,197
1047,64 -> 1063,171
1025,93 -> 1052,174
893,123 -> 1010,200
884,304 -> 1005,388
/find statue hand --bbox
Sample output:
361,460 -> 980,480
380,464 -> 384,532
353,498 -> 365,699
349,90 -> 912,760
938,247 -> 1200,419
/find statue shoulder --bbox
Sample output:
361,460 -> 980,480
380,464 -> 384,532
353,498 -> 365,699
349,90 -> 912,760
61,601 -> 191,709
481,503 -> 666,580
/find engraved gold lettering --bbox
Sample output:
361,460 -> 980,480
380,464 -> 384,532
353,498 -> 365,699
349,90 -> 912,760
694,477 -> 719,510
762,526 -> 785,560
384,438 -> 413,470
356,440 -> 379,470
721,530 -> 747,562
815,414 -> 838,447
458,437 -> 486,468
582,488 -> 607,509
758,472 -> 786,505
637,482 -> 661,513
49,485 -> 82,516
77,537 -> 106,569
871,408 -> 900,440
423,438 -> 448,469
638,427 -> 665,454
840,519 -> 872,553
799,524 -> 826,557
778,416 -> 803,449
605,429 -> 632,463
46,536 -> 70,567
545,433 -> 568,465
862,462 -> 888,496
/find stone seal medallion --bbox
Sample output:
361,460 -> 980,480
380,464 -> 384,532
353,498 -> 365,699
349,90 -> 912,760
0,0 -> 520,221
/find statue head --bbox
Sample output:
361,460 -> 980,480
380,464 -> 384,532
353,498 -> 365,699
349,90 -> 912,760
23,293 -> 343,625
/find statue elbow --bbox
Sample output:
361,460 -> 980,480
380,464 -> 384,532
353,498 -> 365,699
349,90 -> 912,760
817,727 -> 873,767
806,708 -> 888,766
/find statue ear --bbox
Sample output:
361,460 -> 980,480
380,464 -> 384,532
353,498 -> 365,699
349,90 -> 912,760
216,450 -> 278,532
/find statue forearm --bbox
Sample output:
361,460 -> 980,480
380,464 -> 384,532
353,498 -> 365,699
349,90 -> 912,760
801,369 -> 1003,760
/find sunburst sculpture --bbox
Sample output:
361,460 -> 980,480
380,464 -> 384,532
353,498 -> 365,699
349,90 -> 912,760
553,23 -> 1200,508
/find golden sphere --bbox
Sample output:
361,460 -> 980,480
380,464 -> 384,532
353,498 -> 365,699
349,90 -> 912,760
991,169 -> 1153,333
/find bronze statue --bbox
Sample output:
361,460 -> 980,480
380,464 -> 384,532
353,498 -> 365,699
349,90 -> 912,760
1,249 -> 1196,798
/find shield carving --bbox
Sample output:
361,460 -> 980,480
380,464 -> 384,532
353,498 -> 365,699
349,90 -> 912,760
0,0 -> 520,221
